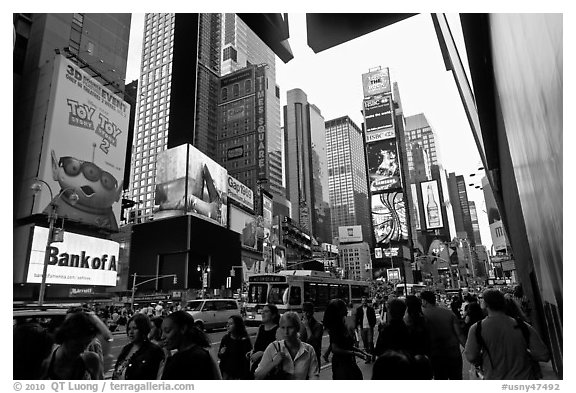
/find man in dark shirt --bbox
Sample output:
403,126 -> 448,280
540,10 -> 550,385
355,296 -> 377,362
299,302 -> 324,366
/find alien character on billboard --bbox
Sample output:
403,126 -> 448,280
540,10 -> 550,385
45,150 -> 122,231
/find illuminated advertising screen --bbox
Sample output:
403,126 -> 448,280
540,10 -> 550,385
420,180 -> 444,229
363,94 -> 395,142
411,183 -> 421,230
367,139 -> 402,192
229,205 -> 258,250
34,55 -> 130,232
154,144 -> 228,227
227,175 -> 254,211
362,68 -> 391,97
371,192 -> 408,244
255,65 -> 267,180
26,226 -> 119,286
338,225 -> 363,243
273,246 -> 286,272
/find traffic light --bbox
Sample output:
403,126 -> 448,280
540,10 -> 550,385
173,275 -> 177,284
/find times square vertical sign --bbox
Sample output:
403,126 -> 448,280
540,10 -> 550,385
255,65 -> 267,181
361,68 -> 408,249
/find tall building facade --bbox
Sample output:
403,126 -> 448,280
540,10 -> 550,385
128,13 -> 222,223
13,13 -> 132,302
469,200 -> 483,245
325,116 -> 371,246
220,13 -> 284,196
404,113 -> 439,170
283,89 -> 331,244
447,172 -> 475,245
339,242 -> 372,281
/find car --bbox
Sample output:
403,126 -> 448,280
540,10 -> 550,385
185,298 -> 240,331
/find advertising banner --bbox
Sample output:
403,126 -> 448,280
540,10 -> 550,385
371,192 -> 408,244
362,68 -> 391,97
363,94 -> 394,142
229,204 -> 258,250
411,183 -> 421,230
255,66 -> 267,180
420,180 -> 444,229
273,245 -> 286,272
227,175 -> 254,211
338,225 -> 363,243
154,144 -> 228,227
27,226 -> 119,286
34,55 -> 130,231
367,139 -> 402,192
387,268 -> 401,281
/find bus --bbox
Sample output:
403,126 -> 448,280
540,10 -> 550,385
394,283 -> 426,297
244,270 -> 370,326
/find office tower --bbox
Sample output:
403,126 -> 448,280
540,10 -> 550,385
482,175 -> 511,253
13,13 -> 131,302
325,116 -> 371,247
339,242 -> 372,281
447,172 -> 475,244
404,113 -> 440,177
284,89 -> 331,244
469,200 -> 483,245
220,13 -> 284,196
128,13 -> 222,223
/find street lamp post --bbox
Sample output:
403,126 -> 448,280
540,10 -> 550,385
31,179 -> 79,306
197,264 -> 211,298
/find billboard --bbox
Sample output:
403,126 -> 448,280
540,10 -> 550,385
367,139 -> 402,192
154,144 -> 228,227
362,68 -> 391,97
26,226 -> 119,286
338,225 -> 363,243
228,175 -> 254,211
420,180 -> 443,229
34,55 -> 130,231
411,183 -> 421,230
363,94 -> 395,142
229,205 -> 258,250
255,66 -> 267,180
371,192 -> 408,244
262,193 -> 273,271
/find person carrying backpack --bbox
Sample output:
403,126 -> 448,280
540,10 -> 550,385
464,289 -> 549,380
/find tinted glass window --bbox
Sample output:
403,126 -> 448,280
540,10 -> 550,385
248,284 -> 267,304
187,301 -> 203,311
289,286 -> 301,306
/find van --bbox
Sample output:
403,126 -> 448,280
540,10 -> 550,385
185,299 -> 240,331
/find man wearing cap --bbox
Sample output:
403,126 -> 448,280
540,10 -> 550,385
299,302 -> 324,366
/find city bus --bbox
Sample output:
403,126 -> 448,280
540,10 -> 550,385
244,270 -> 370,326
394,283 -> 426,297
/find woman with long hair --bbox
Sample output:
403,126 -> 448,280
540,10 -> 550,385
323,299 -> 370,380
247,304 -> 280,376
40,311 -> 103,380
159,311 -> 220,379
112,314 -> 164,380
218,315 -> 253,379
254,312 -> 319,380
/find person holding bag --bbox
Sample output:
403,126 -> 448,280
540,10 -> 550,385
254,312 -> 319,380
218,316 -> 252,379
247,304 -> 279,376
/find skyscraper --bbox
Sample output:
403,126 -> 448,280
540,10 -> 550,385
404,113 -> 439,176
469,200 -> 483,245
128,13 -> 222,223
325,116 -> 371,246
447,172 -> 475,244
220,13 -> 284,196
284,89 -> 331,244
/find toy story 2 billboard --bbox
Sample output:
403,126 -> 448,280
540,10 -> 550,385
34,55 -> 130,231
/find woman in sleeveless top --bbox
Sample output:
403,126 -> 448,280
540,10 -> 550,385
247,304 -> 280,377
42,312 -> 103,380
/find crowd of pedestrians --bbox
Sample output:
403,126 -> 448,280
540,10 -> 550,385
14,285 -> 550,381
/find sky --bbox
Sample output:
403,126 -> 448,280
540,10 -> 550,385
126,12 -> 494,250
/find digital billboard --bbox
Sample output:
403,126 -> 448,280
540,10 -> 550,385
154,144 -> 228,227
228,175 -> 254,211
363,94 -> 395,142
367,139 -> 402,192
338,225 -> 363,243
229,204 -> 258,250
26,226 -> 119,286
262,193 -> 273,272
362,68 -> 391,97
34,55 -> 130,232
371,192 -> 408,244
420,180 -> 444,229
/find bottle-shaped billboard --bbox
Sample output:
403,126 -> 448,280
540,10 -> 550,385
426,184 -> 441,228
